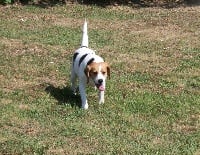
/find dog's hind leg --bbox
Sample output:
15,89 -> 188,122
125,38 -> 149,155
79,81 -> 88,109
71,70 -> 77,95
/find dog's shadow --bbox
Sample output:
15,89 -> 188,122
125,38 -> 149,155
45,84 -> 81,108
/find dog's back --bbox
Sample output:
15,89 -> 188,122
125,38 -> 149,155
72,20 -> 104,78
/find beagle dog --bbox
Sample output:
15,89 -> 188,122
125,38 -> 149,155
70,20 -> 110,109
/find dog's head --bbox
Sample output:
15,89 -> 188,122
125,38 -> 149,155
84,62 -> 110,91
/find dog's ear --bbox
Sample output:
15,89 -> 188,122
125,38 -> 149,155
106,63 -> 111,79
84,65 -> 91,83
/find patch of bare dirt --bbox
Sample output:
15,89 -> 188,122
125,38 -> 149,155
47,136 -> 100,154
2,118 -> 41,137
0,98 -> 13,105
172,114 -> 200,133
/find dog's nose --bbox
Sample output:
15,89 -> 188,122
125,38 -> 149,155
98,79 -> 103,84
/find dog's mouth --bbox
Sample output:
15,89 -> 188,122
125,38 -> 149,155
95,83 -> 105,91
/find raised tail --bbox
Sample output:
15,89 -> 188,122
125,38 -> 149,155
81,19 -> 88,48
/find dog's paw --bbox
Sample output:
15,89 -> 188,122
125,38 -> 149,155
72,87 -> 79,95
82,102 -> 88,110
99,100 -> 104,104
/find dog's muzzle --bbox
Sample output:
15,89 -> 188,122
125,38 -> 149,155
95,79 -> 104,91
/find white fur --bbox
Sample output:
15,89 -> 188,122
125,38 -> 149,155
81,19 -> 88,47
70,20 -> 107,109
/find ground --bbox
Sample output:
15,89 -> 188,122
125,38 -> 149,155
0,3 -> 200,154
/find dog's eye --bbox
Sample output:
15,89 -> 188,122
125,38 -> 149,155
93,71 -> 98,75
102,71 -> 106,75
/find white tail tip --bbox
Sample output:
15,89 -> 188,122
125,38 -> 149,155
81,19 -> 88,47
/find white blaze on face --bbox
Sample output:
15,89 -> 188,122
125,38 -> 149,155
94,64 -> 106,91
95,65 -> 103,81
98,64 -> 102,73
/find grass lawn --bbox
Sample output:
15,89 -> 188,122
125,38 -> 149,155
0,3 -> 200,154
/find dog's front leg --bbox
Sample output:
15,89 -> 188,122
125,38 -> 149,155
99,91 -> 104,104
79,82 -> 88,109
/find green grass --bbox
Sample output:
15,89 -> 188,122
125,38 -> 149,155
0,4 -> 200,154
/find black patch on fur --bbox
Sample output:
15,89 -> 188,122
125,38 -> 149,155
86,58 -> 94,66
73,53 -> 79,62
79,54 -> 88,66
